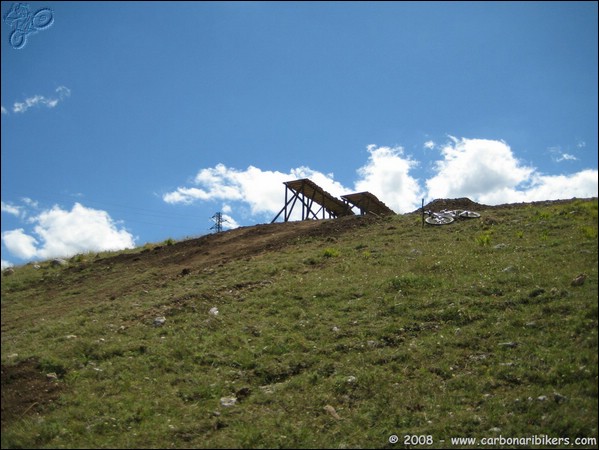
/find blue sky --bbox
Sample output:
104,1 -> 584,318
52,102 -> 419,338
1,1 -> 597,268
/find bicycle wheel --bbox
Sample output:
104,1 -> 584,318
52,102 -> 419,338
33,8 -> 54,29
9,30 -> 27,49
425,215 -> 454,225
458,210 -> 480,219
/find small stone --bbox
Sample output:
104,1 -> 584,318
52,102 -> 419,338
537,395 -> 548,401
324,404 -> 341,420
235,387 -> 252,401
46,372 -> 58,380
498,342 -> 517,348
220,396 -> 237,407
209,307 -> 219,316
553,392 -> 567,404
51,258 -> 68,267
346,376 -> 357,384
153,316 -> 166,326
571,274 -> 587,287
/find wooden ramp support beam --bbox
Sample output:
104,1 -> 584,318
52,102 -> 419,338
272,179 -> 354,223
341,192 -> 396,216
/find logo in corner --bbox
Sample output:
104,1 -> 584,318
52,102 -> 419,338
3,3 -> 54,49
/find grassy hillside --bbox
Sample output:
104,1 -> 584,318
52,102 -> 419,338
1,198 -> 597,449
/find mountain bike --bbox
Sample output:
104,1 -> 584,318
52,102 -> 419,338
424,209 -> 480,225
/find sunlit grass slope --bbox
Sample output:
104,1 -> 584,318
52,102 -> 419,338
1,199 -> 597,449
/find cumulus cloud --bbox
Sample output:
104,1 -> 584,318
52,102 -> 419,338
1,201 -> 23,217
478,169 -> 599,205
1,202 -> 135,262
1,229 -> 39,260
12,86 -> 71,113
162,146 -> 426,217
164,137 -> 597,223
354,145 -> 423,213
164,164 -> 349,219
425,137 -> 597,204
1,106 -> 7,115
426,137 -> 536,201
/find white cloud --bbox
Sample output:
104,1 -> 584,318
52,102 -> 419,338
478,169 -> 598,205
164,138 -> 597,222
1,229 -> 39,259
1,106 -> 7,115
221,213 -> 240,230
12,86 -> 71,114
426,137 -> 535,201
354,145 -> 423,213
1,259 -> 14,270
556,153 -> 578,162
55,86 -> 71,99
1,202 -> 135,261
425,137 -> 597,205
424,140 -> 435,150
22,197 -> 39,208
164,163 -> 349,219
163,150 -> 426,219
548,146 -> 579,163
1,201 -> 23,217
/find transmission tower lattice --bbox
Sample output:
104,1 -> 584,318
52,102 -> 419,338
210,212 -> 227,233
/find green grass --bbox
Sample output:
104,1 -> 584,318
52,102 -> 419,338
1,199 -> 597,449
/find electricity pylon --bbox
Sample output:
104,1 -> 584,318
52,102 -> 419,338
210,212 -> 227,233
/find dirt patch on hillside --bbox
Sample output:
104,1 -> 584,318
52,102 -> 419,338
1,358 -> 63,430
92,214 -> 380,278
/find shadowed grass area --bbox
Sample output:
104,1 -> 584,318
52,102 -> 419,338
2,198 -> 597,448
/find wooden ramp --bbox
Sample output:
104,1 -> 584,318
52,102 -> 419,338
272,179 -> 354,223
342,192 -> 396,216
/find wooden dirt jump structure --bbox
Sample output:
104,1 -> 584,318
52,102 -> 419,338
272,179 -> 396,223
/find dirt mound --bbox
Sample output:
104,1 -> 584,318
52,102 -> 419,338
418,196 -> 597,213
1,358 -> 63,429
420,197 -> 488,212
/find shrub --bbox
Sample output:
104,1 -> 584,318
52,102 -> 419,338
322,248 -> 340,258
475,231 -> 492,246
